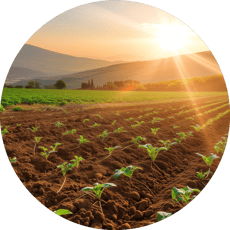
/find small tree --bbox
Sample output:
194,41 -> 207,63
35,81 -> 41,89
54,80 -> 66,89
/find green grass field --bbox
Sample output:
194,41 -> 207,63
1,88 -> 228,107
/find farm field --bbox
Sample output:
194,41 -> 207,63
1,88 -> 228,107
1,93 -> 229,229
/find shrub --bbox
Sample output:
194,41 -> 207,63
12,106 -> 23,111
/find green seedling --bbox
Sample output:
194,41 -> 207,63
173,125 -> 180,129
39,147 -> 56,160
149,117 -> 163,124
139,144 -> 166,162
28,126 -> 40,132
177,132 -> 186,141
81,182 -> 116,213
214,141 -> 226,154
104,146 -> 121,155
168,116 -> 175,119
159,140 -> 177,150
174,138 -> 181,143
16,124 -> 21,126
33,137 -> 42,154
124,118 -> 134,121
57,163 -> 74,192
54,209 -> 73,216
111,120 -> 117,125
136,121 -> 145,126
114,127 -> 127,133
63,129 -> 76,135
188,131 -> 193,137
56,122 -> 65,128
153,111 -> 158,114
70,156 -> 85,168
97,130 -> 109,140
10,157 -> 17,163
127,112 -> 129,114
131,136 -> 146,144
96,114 -> 103,119
83,119 -> 89,123
185,117 -> 194,120
190,124 -> 202,132
91,123 -> 100,128
114,165 -> 142,179
81,182 -> 116,199
196,153 -> 219,168
1,128 -> 8,136
50,143 -> 62,152
145,112 -> 152,116
78,135 -> 90,145
151,128 -> 160,135
138,115 -> 142,119
63,110 -> 68,113
115,112 -> 120,116
197,171 -> 209,181
196,152 -> 219,177
157,212 -> 172,221
172,186 -> 200,205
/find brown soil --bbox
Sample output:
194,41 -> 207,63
1,95 -> 229,230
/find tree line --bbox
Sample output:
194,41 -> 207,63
4,80 -> 66,89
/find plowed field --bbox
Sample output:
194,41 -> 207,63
1,94 -> 229,229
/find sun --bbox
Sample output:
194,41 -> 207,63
154,24 -> 192,52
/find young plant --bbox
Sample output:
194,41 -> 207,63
188,131 -> 193,137
96,114 -> 103,119
111,120 -> 117,125
151,128 -> 160,135
115,112 -> 120,116
1,128 -> 8,136
50,143 -> 62,152
56,122 -> 65,128
54,209 -> 73,216
131,136 -> 146,144
196,153 -> 219,169
10,157 -> 17,163
139,144 -> 166,162
16,123 -> 21,126
114,127 -> 127,133
197,171 -> 209,181
34,137 -> 42,154
97,130 -> 108,141
70,156 -> 85,168
38,146 -> 55,160
83,119 -> 89,123
185,117 -> 194,120
168,116 -> 175,119
81,183 -> 116,213
177,132 -> 186,141
105,146 -> 121,155
214,141 -> 226,154
174,138 -> 181,143
172,186 -> 200,205
114,165 -> 142,179
173,125 -> 180,129
62,129 -> 76,135
159,140 -> 177,150
56,162 -> 74,193
91,123 -> 100,128
124,118 -> 134,121
138,115 -> 142,119
28,126 -> 40,132
190,124 -> 202,132
157,212 -> 172,221
78,135 -> 90,145
149,117 -> 163,124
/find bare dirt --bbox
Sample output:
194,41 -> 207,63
1,95 -> 229,229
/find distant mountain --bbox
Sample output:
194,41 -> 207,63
40,51 -> 222,88
5,67 -> 48,84
10,44 -> 113,76
104,54 -> 145,62
10,51 -> 222,89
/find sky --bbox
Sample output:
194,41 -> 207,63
26,1 -> 209,62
